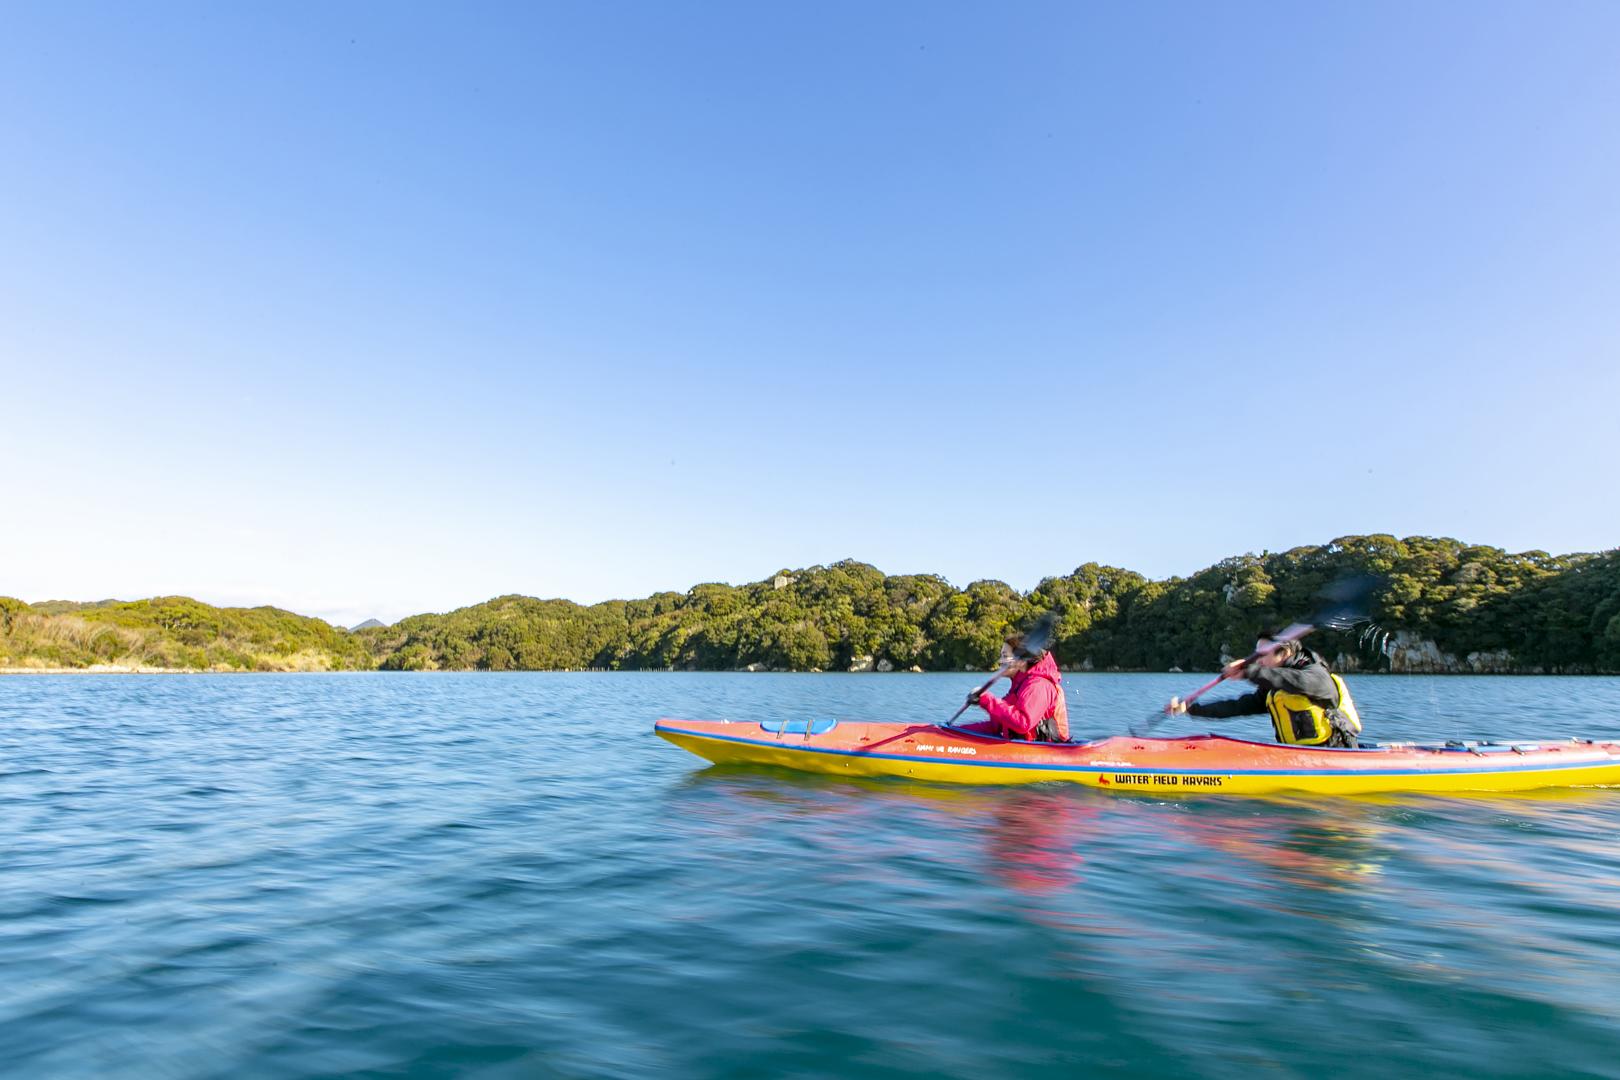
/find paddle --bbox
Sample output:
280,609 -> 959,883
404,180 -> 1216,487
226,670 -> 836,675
1136,574 -> 1380,735
945,611 -> 1059,727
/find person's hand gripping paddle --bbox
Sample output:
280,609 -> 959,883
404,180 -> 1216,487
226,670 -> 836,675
945,612 -> 1059,727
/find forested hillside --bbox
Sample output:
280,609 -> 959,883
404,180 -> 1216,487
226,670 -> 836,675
363,535 -> 1620,674
6,536 -> 1618,673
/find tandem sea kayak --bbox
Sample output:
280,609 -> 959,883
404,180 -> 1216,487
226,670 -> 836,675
654,718 -> 1620,796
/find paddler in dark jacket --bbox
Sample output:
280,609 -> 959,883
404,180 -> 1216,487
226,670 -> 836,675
966,631 -> 1070,743
1167,637 -> 1362,748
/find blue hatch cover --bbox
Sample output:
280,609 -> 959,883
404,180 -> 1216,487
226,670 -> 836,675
759,719 -> 838,735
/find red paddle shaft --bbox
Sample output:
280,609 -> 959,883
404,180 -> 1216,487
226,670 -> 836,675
1170,620 -> 1313,713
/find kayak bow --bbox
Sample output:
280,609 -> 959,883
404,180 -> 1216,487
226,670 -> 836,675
654,718 -> 1620,796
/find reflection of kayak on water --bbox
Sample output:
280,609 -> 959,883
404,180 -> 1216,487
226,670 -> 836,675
654,718 -> 1620,796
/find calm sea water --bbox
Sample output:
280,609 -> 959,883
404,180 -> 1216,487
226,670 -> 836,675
3,673 -> 1620,1079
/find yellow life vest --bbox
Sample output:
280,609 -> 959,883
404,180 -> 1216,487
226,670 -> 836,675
1266,674 -> 1361,746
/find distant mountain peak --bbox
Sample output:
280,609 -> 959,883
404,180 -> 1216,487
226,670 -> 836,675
350,618 -> 387,631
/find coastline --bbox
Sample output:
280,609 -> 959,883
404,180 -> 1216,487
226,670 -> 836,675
1,665 -> 209,675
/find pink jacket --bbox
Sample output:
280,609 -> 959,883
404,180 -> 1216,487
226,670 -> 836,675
978,652 -> 1067,740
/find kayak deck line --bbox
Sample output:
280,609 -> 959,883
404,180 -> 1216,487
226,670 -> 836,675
654,718 -> 1620,796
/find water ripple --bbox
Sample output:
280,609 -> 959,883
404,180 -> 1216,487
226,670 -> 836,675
1,673 -> 1618,1077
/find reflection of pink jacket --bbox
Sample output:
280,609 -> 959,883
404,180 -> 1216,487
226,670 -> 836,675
978,652 -> 1067,740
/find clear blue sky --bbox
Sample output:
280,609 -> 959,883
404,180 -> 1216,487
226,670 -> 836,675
3,1 -> 1617,626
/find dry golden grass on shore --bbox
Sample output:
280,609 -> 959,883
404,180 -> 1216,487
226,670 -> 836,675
0,612 -> 152,668
0,664 -> 194,674
0,605 -> 373,672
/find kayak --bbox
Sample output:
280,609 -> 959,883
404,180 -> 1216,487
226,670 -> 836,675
654,718 -> 1620,795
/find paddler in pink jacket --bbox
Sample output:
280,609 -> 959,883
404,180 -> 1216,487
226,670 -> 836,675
965,632 -> 1070,743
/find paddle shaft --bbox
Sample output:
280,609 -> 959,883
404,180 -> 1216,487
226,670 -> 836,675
945,666 -> 1014,726
1171,621 -> 1314,712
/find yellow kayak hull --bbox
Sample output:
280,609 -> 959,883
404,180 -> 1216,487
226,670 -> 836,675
656,719 -> 1620,796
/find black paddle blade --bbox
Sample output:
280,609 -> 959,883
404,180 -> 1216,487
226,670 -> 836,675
1128,711 -> 1164,738
1311,573 -> 1382,631
1021,610 -> 1060,656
